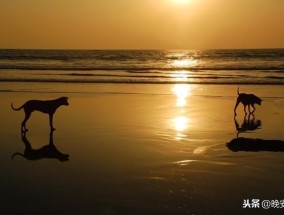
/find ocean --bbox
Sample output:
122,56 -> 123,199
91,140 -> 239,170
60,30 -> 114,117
1,49 -> 284,215
0,49 -> 284,84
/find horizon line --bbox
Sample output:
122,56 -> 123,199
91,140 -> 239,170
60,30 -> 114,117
1,47 -> 284,51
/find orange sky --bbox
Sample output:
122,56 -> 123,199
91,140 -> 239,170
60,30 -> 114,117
0,0 -> 283,49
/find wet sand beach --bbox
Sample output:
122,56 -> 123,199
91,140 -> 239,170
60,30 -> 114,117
0,83 -> 284,215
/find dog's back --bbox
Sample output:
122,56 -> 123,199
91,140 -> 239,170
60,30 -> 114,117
238,93 -> 262,105
23,97 -> 69,113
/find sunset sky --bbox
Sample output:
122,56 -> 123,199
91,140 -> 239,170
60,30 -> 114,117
0,0 -> 283,49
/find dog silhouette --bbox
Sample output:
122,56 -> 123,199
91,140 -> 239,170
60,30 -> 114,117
11,97 -> 69,132
234,87 -> 262,115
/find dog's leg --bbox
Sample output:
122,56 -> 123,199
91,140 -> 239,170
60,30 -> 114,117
251,104 -> 256,113
234,99 -> 240,115
250,113 -> 255,121
234,116 -> 241,138
248,105 -> 251,113
49,113 -> 56,131
21,130 -> 32,151
243,104 -> 247,115
49,130 -> 54,145
22,111 -> 31,132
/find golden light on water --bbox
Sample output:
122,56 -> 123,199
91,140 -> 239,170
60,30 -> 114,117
169,54 -> 196,140
171,70 -> 188,82
172,84 -> 192,107
171,58 -> 198,68
173,116 -> 189,141
174,116 -> 188,140
171,84 -> 195,140
174,116 -> 188,131
167,51 -> 199,69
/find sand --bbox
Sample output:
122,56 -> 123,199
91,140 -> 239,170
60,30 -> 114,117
0,83 -> 284,215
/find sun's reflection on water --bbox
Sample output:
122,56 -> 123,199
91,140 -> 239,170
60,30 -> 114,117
167,50 -> 199,69
171,70 -> 188,82
171,58 -> 198,68
172,84 -> 191,107
173,116 -> 188,141
174,116 -> 188,132
171,84 -> 194,140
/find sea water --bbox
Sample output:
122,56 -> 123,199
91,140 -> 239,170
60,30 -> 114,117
0,49 -> 284,85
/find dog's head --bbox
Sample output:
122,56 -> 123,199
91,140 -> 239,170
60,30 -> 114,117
256,97 -> 262,106
59,97 -> 69,106
59,154 -> 69,162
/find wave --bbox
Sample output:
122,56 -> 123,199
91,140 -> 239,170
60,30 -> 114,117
51,72 -> 250,79
0,89 -> 154,95
1,48 -> 284,60
1,65 -> 284,71
0,78 -> 283,85
66,72 -> 278,78
1,49 -> 284,85
265,76 -> 284,79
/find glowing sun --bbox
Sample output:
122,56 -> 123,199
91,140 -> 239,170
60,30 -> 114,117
173,0 -> 192,4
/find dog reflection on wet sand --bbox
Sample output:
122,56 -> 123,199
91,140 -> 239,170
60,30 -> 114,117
234,113 -> 261,138
12,130 -> 69,162
227,138 -> 284,152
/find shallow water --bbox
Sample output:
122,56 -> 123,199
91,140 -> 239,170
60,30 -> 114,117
0,83 -> 284,214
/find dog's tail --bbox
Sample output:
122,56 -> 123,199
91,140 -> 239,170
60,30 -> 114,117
237,86 -> 240,95
11,103 -> 23,111
11,153 -> 25,160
